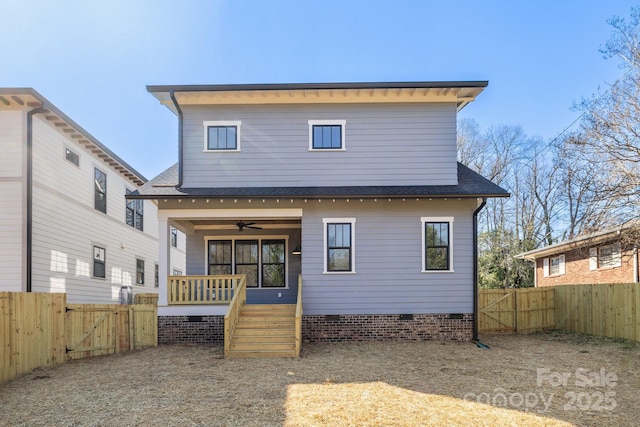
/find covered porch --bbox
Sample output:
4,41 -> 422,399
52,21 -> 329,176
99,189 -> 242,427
156,207 -> 303,357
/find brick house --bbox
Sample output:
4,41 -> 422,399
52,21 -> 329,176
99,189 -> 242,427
517,225 -> 639,287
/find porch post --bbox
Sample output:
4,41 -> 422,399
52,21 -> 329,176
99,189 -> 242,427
158,214 -> 170,306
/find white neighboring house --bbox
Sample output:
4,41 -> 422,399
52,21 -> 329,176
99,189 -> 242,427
0,88 -> 184,303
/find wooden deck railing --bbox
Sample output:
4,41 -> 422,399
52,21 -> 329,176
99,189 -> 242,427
224,275 -> 247,357
294,274 -> 303,357
168,275 -> 243,305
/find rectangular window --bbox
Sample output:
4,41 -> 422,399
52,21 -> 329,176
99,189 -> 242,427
94,168 -> 107,213
323,218 -> 355,273
204,121 -> 241,151
154,263 -> 159,288
236,240 -> 259,287
136,259 -> 145,285
208,240 -> 232,275
543,254 -> 565,277
422,217 -> 454,272
599,243 -> 621,268
126,189 -> 143,231
170,226 -> 178,247
172,268 -> 183,276
206,238 -> 287,288
262,240 -> 285,287
65,147 -> 79,166
309,120 -> 346,150
93,245 -> 106,279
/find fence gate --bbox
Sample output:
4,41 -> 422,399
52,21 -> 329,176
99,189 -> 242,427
478,289 -> 516,332
65,305 -> 121,360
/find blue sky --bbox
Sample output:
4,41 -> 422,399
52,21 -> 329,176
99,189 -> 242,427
2,0 -> 637,179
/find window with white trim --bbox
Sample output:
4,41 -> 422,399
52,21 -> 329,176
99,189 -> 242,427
323,218 -> 355,273
590,243 -> 622,270
203,121 -> 241,151
94,168 -> 107,213
65,147 -> 80,166
126,189 -> 143,231
421,217 -> 454,272
136,258 -> 145,285
309,120 -> 346,150
93,245 -> 106,279
170,226 -> 178,247
207,237 -> 287,288
543,254 -> 565,277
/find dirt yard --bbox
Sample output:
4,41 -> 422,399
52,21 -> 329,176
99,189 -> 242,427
1,332 -> 638,426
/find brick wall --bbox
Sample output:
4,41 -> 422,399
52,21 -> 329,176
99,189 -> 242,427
158,315 -> 224,345
302,313 -> 473,342
536,246 -> 637,287
158,313 -> 474,344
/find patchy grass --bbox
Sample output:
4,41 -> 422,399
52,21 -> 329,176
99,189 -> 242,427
0,334 -> 638,426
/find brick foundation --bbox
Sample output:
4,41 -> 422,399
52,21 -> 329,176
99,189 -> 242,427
302,313 -> 473,342
158,313 -> 473,345
158,315 -> 224,345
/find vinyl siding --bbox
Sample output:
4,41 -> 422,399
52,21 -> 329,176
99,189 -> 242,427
300,199 -> 476,314
30,116 -> 161,303
185,227 -> 301,304
0,111 -> 25,291
181,103 -> 458,188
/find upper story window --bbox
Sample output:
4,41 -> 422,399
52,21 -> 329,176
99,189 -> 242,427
543,254 -> 565,277
590,243 -> 622,270
323,218 -> 355,273
65,147 -> 80,166
126,189 -> 143,231
309,120 -> 346,150
94,168 -> 107,213
422,217 -> 454,272
203,121 -> 241,151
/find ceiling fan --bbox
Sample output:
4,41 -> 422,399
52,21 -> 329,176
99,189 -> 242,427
236,221 -> 262,232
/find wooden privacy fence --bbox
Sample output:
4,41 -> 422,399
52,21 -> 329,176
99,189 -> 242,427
555,283 -> 640,341
478,287 -> 555,333
1,292 -> 157,384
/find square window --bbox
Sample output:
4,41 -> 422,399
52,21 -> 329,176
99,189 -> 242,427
323,218 -> 355,273
422,217 -> 453,272
65,147 -> 79,166
93,246 -> 106,279
203,121 -> 241,151
309,120 -> 346,150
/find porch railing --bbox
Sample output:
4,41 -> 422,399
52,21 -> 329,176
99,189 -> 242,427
224,275 -> 247,357
294,274 -> 303,357
168,275 -> 244,305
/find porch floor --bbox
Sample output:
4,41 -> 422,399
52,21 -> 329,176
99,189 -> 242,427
227,304 -> 297,358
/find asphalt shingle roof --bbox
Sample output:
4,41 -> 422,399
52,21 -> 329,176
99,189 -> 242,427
129,163 -> 509,199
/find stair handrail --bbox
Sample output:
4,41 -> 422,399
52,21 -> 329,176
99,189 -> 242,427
223,275 -> 247,358
294,274 -> 303,357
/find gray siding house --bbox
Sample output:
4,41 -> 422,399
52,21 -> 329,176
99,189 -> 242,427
131,81 -> 508,353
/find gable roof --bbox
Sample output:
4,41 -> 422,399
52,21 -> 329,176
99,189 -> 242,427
128,162 -> 509,199
147,81 -> 488,112
0,88 -> 146,186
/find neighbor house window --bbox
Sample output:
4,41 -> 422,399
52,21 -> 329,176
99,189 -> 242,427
543,254 -> 565,277
94,168 -> 107,213
126,189 -> 143,231
590,243 -> 622,270
136,259 -> 145,285
422,217 -> 454,272
170,226 -> 178,247
172,268 -> 183,276
203,121 -> 241,151
93,245 -> 106,279
309,120 -> 346,150
323,218 -> 355,273
65,147 -> 79,166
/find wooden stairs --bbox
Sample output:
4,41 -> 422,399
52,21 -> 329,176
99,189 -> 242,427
227,304 -> 298,358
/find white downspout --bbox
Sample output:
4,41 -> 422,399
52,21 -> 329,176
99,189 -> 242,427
158,215 -> 170,307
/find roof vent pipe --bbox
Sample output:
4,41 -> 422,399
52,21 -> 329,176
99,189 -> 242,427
169,90 -> 183,189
